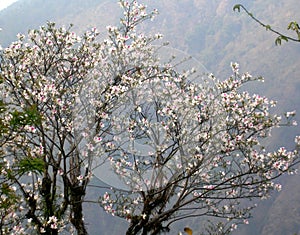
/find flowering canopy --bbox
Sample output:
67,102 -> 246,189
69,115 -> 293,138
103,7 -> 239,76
0,1 -> 299,235
100,59 -> 299,234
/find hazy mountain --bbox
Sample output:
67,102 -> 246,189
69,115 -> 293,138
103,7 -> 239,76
1,1 -> 300,234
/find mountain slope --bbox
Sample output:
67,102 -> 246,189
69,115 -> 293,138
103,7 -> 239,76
0,1 -> 299,234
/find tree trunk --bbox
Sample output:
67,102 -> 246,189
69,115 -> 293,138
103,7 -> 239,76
70,185 -> 87,235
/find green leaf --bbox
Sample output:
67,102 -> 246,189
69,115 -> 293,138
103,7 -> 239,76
287,21 -> 299,31
275,36 -> 288,46
275,37 -> 281,46
9,104 -> 42,129
233,4 -> 241,12
287,21 -> 300,40
1,183 -> 10,195
281,36 -> 288,42
0,183 -> 19,209
24,104 -> 42,125
19,157 -> 45,175
265,25 -> 271,31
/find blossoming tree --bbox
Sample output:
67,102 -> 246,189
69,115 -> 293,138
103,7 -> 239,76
100,59 -> 300,234
0,1 -> 299,235
0,0 -> 161,234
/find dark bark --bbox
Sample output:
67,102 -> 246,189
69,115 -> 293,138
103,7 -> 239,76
126,191 -> 172,235
70,184 -> 88,235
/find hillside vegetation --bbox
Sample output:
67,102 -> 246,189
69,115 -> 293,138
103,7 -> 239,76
0,1 -> 299,234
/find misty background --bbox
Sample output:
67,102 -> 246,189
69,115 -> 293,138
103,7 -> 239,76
0,0 -> 299,234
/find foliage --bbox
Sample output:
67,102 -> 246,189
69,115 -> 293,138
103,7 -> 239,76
9,105 -> 42,129
0,76 -> 33,235
18,157 -> 45,175
233,4 -> 300,45
0,1 -> 299,235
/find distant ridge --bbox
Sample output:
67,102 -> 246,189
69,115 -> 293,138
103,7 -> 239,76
0,1 -> 300,235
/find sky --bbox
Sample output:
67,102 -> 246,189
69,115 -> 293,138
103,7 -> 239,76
0,0 -> 19,11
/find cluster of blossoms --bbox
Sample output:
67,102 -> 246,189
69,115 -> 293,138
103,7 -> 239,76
99,59 -> 299,233
101,192 -> 116,216
0,0 -> 166,234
